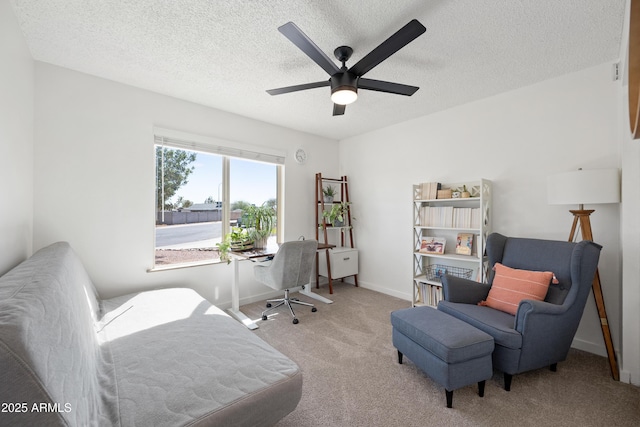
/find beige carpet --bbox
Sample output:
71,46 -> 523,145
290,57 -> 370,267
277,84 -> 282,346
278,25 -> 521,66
240,283 -> 640,427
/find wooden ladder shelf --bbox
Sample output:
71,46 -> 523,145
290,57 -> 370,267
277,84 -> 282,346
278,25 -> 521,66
315,173 -> 358,294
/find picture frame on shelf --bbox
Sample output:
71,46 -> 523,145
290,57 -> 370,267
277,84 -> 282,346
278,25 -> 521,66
456,233 -> 474,255
419,237 -> 446,254
435,266 -> 447,278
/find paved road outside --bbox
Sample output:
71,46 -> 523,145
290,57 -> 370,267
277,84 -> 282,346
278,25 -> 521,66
156,222 -> 222,249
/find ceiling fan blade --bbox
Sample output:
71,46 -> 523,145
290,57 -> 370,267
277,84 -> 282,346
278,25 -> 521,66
358,78 -> 419,96
349,19 -> 426,77
266,80 -> 330,96
333,103 -> 346,116
278,22 -> 340,76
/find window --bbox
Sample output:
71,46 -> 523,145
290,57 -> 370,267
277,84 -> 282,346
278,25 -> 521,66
153,130 -> 284,268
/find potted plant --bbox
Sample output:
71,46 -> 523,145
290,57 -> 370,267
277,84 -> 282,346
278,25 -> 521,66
216,227 -> 253,264
242,203 -> 276,249
456,185 -> 472,198
216,236 -> 232,264
229,227 -> 253,250
323,185 -> 337,203
322,201 -> 352,227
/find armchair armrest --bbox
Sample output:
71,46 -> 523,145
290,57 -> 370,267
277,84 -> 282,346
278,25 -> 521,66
513,299 -> 577,368
441,274 -> 491,304
514,299 -> 568,332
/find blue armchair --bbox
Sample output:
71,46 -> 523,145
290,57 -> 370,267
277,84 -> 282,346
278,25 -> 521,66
438,233 -> 602,390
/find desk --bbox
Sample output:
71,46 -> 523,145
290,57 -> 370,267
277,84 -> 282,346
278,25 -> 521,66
301,243 -> 335,304
226,243 -> 334,330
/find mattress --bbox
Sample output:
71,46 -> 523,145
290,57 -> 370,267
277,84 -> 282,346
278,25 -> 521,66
98,288 -> 302,427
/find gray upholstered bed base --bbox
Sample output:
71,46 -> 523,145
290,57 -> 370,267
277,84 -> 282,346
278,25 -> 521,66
0,242 -> 301,426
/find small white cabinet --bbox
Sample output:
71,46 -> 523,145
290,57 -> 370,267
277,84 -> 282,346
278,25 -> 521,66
319,247 -> 358,280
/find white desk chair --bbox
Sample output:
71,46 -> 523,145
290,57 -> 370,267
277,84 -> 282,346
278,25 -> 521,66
254,240 -> 318,324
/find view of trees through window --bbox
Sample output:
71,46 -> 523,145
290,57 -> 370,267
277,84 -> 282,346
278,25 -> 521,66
155,146 -> 278,267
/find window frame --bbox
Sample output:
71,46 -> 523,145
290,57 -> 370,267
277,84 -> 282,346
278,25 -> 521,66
151,128 -> 285,270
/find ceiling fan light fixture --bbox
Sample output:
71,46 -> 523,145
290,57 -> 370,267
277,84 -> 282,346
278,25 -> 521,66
330,72 -> 358,105
331,86 -> 358,105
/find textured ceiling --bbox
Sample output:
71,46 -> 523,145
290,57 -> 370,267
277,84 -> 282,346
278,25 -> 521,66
11,0 -> 627,140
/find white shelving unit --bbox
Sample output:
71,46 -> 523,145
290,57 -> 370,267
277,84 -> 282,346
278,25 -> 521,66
412,179 -> 492,307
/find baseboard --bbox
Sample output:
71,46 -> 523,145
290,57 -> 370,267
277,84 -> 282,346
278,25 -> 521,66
355,279 -> 412,302
619,369 -> 640,386
570,336 -> 625,367
571,337 -> 608,357
569,337 -> 634,386
218,288 -> 290,311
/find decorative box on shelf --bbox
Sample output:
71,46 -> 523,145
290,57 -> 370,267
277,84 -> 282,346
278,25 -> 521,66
437,189 -> 452,199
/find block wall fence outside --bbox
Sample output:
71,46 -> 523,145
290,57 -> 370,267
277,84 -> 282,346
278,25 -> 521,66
157,211 -> 222,225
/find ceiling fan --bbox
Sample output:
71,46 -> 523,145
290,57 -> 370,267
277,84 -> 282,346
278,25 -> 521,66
266,19 -> 427,116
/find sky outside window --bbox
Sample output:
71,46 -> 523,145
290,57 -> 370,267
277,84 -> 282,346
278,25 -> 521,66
172,152 -> 276,206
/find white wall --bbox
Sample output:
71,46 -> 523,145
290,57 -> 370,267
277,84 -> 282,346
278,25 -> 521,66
619,0 -> 640,386
341,63 -> 623,363
33,63 -> 338,305
621,111 -> 640,385
0,2 -> 34,275
7,0 -> 638,385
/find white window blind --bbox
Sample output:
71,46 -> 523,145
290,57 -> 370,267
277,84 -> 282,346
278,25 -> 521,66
153,128 -> 285,165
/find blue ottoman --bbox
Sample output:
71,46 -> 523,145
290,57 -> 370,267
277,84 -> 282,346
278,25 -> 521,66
391,306 -> 494,408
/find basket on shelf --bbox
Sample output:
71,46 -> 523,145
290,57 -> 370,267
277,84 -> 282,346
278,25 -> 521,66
424,264 -> 473,281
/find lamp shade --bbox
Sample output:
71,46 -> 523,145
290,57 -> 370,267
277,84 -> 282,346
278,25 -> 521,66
547,168 -> 620,206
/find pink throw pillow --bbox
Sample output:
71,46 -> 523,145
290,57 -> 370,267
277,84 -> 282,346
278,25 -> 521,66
479,263 -> 557,315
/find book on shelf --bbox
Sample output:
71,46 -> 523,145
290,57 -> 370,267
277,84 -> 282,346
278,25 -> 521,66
420,206 -> 452,227
419,236 -> 446,254
419,206 -> 481,228
453,207 -> 482,228
419,283 -> 443,306
455,233 -> 474,255
419,182 -> 441,200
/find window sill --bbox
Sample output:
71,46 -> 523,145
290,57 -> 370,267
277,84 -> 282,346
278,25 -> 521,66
147,258 -> 223,272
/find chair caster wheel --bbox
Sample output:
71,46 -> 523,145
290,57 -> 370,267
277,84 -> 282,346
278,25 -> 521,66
266,303 -> 272,308
262,315 -> 268,321
311,307 -> 317,312
293,318 -> 299,324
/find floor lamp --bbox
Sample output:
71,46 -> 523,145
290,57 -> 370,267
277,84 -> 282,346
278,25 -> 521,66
547,168 -> 620,381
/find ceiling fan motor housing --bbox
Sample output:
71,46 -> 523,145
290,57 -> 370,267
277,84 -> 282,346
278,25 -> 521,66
330,72 -> 358,94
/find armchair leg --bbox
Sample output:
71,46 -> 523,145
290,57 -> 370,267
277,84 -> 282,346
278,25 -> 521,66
397,350 -> 403,364
478,380 -> 485,397
504,373 -> 512,391
445,390 -> 453,408
550,363 -> 557,372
